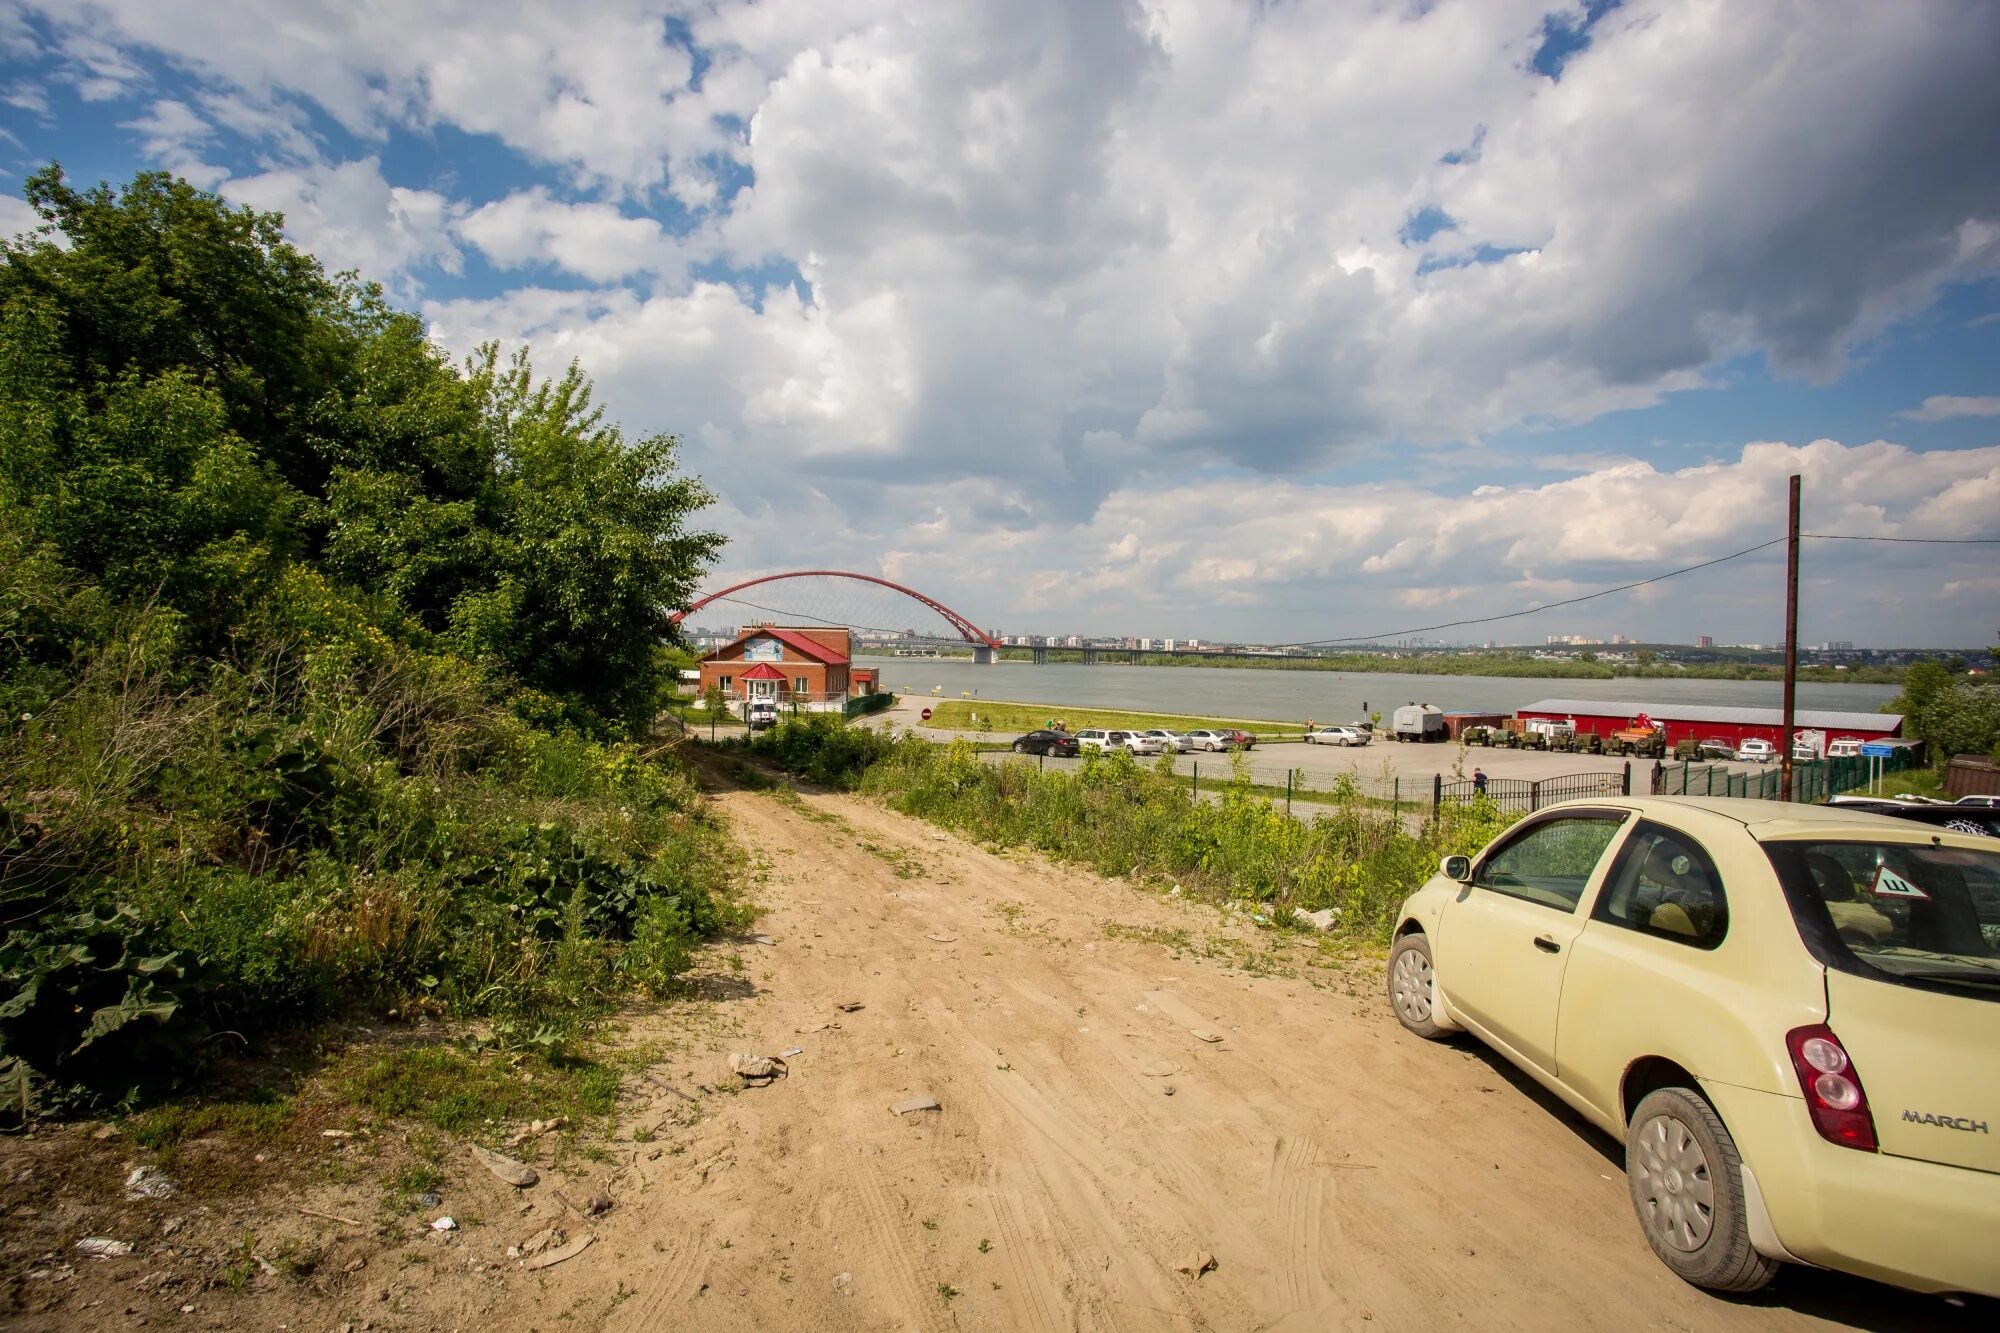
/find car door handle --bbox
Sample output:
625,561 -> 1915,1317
1533,935 -> 1562,954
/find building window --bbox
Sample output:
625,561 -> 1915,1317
794,676 -> 808,695
719,676 -> 732,693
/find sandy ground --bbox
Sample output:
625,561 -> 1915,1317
10,774 -> 1978,1331
526,778 -> 1978,1333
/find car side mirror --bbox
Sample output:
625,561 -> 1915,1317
1440,855 -> 1472,883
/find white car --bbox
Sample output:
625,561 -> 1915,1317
1114,729 -> 1165,755
1180,729 -> 1235,752
1957,795 -> 2000,810
1141,729 -> 1191,752
1736,739 -> 1776,764
1305,725 -> 1368,746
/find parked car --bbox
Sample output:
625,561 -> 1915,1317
1011,729 -> 1078,757
1957,795 -> 2000,810
1141,728 -> 1191,753
1826,739 -> 1865,760
1225,728 -> 1257,750
1821,797 -> 1999,839
1698,738 -> 1737,759
1387,797 -> 1999,1298
1180,729 -> 1235,752
1110,729 -> 1164,755
745,699 -> 779,732
1736,738 -> 1776,764
1072,728 -> 1113,752
1305,725 -> 1368,746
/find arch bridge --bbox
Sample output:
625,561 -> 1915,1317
672,570 -> 1002,663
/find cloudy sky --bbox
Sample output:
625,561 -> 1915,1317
4,0 -> 1998,647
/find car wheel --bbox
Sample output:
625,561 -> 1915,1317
1386,934 -> 1449,1040
1625,1088 -> 1780,1293
1013,741 -> 1026,753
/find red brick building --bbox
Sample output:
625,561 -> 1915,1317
698,625 -> 852,713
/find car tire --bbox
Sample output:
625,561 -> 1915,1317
1386,933 -> 1449,1041
1624,1088 -> 1780,1294
1013,741 -> 1026,753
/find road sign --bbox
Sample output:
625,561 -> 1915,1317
1861,742 -> 1895,758
920,707 -> 933,721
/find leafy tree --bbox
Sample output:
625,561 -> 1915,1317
0,165 -> 736,1110
2,165 -> 720,733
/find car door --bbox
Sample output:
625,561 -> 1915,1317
1435,810 -> 1630,1075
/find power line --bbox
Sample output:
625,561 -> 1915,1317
1277,537 -> 1788,648
685,529 -> 1999,652
1804,533 -> 2000,544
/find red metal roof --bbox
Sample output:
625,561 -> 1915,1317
737,662 -> 788,680
707,625 -> 849,665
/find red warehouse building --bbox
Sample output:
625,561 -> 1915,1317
1515,698 -> 1903,751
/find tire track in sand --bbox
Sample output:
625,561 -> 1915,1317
988,1165 -> 1068,1333
1265,1130 -> 1335,1324
848,1144 -> 944,1332
609,1223 -> 709,1332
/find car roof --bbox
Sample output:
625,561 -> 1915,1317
1529,794 -> 2000,847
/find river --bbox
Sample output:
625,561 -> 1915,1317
862,657 -> 1900,723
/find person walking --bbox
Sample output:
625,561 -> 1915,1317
1473,767 -> 1488,796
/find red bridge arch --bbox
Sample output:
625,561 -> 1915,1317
672,570 -> 1001,650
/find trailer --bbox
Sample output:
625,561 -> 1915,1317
1389,702 -> 1447,742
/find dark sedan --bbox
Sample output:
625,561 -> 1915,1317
1824,797 -> 1999,838
1012,730 -> 1079,757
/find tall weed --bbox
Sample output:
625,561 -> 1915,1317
860,738 -> 1518,940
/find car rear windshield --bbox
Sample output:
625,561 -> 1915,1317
1766,840 -> 2000,1003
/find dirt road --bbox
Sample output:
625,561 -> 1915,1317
533,780 -> 1973,1332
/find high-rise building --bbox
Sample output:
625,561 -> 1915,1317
1696,635 -> 1714,649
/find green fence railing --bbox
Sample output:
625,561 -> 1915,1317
1651,747 -> 1915,803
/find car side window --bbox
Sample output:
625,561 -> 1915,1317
1473,815 -> 1626,913
1593,822 -> 1728,948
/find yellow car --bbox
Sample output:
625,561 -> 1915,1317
1387,797 -> 1999,1297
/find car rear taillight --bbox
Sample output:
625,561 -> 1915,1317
1785,1025 -> 1877,1152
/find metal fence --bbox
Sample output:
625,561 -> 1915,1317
1438,768 -> 1630,814
1651,747 -> 1915,803
978,741 -> 1919,822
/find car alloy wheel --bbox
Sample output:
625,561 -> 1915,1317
1630,1114 -> 1714,1252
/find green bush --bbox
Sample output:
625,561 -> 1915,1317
0,167 -> 742,1117
734,712 -> 897,789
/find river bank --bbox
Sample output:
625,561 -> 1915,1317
991,648 -> 1903,685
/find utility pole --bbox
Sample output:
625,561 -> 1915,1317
1779,474 -> 1801,802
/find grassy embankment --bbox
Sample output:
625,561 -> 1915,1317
920,699 -> 1307,737
1,168 -> 746,1130
731,716 -> 1511,939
